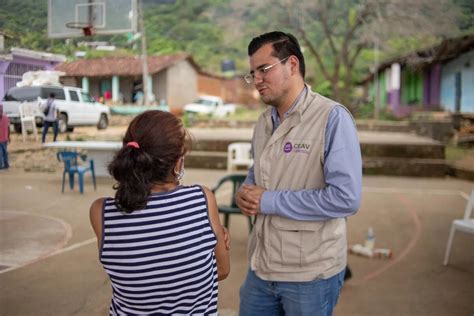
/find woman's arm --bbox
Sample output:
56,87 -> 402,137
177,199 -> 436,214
89,198 -> 106,251
203,186 -> 230,281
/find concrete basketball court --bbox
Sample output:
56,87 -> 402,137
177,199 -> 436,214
0,168 -> 473,315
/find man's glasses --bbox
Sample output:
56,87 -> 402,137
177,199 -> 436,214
244,56 -> 290,84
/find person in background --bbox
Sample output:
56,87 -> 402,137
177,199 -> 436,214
104,90 -> 111,102
89,110 -> 230,315
0,103 -> 11,170
236,31 -> 362,315
41,93 -> 59,143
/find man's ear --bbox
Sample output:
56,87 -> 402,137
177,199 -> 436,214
289,55 -> 299,76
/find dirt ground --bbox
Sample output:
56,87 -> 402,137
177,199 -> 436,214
1,119 -> 473,315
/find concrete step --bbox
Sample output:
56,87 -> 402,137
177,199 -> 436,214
360,143 -> 445,159
192,139 -> 445,159
186,151 -> 450,177
363,157 -> 448,177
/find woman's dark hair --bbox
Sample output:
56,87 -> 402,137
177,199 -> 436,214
248,31 -> 305,79
108,110 -> 191,213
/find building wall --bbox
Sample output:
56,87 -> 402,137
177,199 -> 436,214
198,75 -> 225,99
0,55 -> 61,99
166,60 -> 198,107
197,74 -> 260,108
440,50 -> 474,113
87,78 -> 102,100
154,71 -> 167,105
401,68 -> 423,105
119,76 -> 135,103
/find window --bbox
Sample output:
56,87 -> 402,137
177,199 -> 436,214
81,92 -> 94,103
41,87 -> 66,100
195,98 -> 218,107
3,87 -> 41,101
69,91 -> 79,102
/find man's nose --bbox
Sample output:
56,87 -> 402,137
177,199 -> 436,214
254,73 -> 264,84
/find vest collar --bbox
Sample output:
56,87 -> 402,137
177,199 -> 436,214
262,84 -> 313,147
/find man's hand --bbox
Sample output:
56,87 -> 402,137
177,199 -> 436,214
236,184 -> 265,216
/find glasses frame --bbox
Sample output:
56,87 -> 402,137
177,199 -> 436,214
244,56 -> 290,84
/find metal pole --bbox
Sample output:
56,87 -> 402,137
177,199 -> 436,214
138,0 -> 149,105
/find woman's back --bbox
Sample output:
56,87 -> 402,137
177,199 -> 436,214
100,185 -> 218,315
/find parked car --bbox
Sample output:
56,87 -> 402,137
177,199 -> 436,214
3,85 -> 111,133
183,95 -> 236,118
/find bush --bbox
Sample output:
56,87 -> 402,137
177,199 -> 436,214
354,102 -> 401,121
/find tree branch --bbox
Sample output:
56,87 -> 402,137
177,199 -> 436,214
297,26 -> 332,82
317,3 -> 338,56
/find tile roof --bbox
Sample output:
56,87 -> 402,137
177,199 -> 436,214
55,53 -> 200,77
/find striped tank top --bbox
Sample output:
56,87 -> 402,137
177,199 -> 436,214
100,185 -> 218,315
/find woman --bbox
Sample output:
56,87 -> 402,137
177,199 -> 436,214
89,110 -> 230,315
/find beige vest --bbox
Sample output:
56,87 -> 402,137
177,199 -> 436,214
249,86 -> 347,282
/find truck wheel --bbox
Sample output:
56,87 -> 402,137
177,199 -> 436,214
14,124 -> 22,134
58,114 -> 68,133
97,114 -> 108,130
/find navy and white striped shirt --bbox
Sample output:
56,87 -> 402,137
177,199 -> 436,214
100,185 -> 218,315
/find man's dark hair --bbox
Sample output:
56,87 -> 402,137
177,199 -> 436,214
49,93 -> 55,98
248,31 -> 305,79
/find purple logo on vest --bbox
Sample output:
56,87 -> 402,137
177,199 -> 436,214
283,142 -> 292,153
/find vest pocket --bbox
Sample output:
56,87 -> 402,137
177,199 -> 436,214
269,216 -> 324,268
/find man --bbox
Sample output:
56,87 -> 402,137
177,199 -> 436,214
0,103 -> 10,170
236,31 -> 362,315
41,93 -> 59,143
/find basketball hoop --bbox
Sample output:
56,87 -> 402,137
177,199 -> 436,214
65,22 -> 96,37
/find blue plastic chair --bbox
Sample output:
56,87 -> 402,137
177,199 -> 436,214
57,151 -> 96,194
212,174 -> 253,232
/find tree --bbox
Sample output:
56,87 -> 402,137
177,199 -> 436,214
223,0 -> 463,109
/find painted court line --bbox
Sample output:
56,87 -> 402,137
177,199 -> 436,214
350,187 -> 470,286
1,187 -> 469,275
0,238 -> 96,275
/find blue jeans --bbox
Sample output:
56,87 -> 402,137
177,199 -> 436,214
42,120 -> 58,143
239,269 -> 345,316
0,141 -> 8,169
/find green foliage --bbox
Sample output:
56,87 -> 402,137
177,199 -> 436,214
1,0 -> 472,106
85,49 -> 135,59
445,144 -> 474,161
455,0 -> 474,31
313,81 -> 332,98
354,102 -> 401,121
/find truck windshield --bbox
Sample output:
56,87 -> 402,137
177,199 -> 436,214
4,87 -> 41,101
195,99 -> 217,106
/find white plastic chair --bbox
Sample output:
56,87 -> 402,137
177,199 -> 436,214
19,103 -> 38,142
227,142 -> 253,172
443,190 -> 474,266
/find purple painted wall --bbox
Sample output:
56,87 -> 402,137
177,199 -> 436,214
430,64 -> 441,107
0,50 -> 64,99
423,68 -> 431,106
423,64 -> 441,109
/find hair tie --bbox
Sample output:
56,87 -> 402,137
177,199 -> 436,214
126,141 -> 140,149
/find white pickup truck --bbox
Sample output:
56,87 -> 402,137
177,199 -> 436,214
183,95 -> 236,118
3,85 -> 110,133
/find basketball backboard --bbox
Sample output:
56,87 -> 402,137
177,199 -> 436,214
48,0 -> 137,38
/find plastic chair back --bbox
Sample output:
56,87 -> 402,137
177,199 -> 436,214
227,142 -> 253,172
443,190 -> 474,265
57,151 -> 96,194
212,174 -> 253,231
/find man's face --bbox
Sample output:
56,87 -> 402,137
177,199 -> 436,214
249,43 -> 290,106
